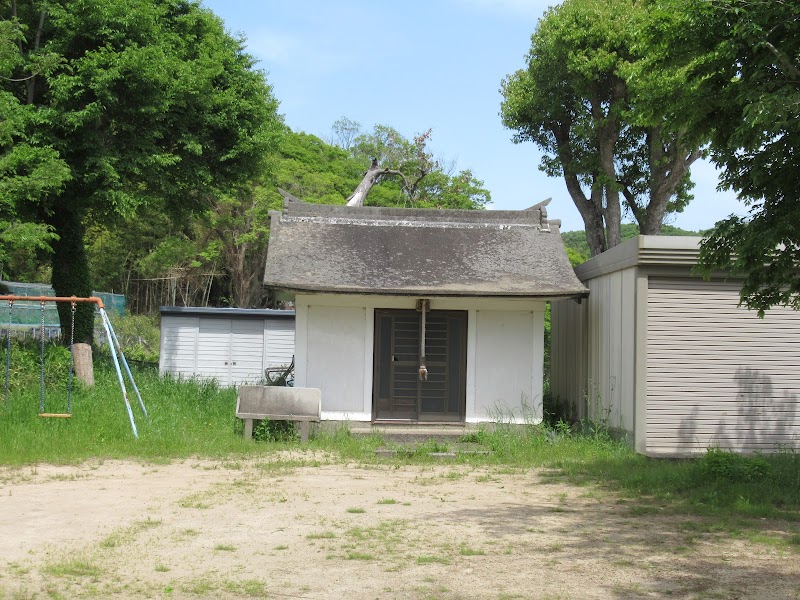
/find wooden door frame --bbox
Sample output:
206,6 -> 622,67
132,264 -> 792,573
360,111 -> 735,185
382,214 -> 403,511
372,308 -> 467,422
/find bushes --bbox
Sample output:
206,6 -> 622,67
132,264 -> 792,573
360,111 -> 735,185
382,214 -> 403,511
701,448 -> 772,482
102,311 -> 160,364
0,338 -> 72,392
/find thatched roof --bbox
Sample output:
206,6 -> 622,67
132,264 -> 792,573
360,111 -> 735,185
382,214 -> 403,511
264,201 -> 588,298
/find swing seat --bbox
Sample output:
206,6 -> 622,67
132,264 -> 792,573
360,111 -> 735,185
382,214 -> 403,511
38,413 -> 72,419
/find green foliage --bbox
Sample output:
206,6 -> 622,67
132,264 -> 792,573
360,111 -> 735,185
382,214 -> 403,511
701,448 -> 772,483
1,0 -> 282,331
0,339 -> 72,393
328,122 -> 491,210
105,311 -> 160,364
275,130 -> 363,205
635,0 -> 800,313
0,365 -> 255,464
252,419 -> 298,443
501,0 -> 700,256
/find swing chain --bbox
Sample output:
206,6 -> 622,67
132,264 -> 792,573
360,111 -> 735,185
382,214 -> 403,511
66,302 -> 76,414
39,300 -> 46,414
3,299 -> 12,408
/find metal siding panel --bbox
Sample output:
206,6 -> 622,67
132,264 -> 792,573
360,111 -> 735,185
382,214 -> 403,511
646,278 -> 800,454
230,319 -> 266,385
265,318 -> 296,367
197,318 -> 232,385
620,268 -> 636,432
159,316 -> 198,378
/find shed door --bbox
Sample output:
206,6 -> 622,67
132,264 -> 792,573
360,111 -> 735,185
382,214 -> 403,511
373,309 -> 466,421
646,278 -> 800,454
196,318 -> 265,386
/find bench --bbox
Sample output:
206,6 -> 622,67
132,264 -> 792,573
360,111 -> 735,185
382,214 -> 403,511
235,385 -> 321,442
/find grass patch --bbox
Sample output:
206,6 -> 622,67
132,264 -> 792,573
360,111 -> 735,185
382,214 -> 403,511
462,425 -> 800,523
346,551 -> 374,561
346,507 -> 366,514
306,531 -> 336,540
458,544 -> 485,556
42,558 -> 103,578
214,544 -> 236,552
416,554 -> 450,565
377,498 -> 398,505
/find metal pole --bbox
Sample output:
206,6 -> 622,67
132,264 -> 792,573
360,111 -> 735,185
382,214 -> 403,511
99,307 -> 138,438
105,312 -> 148,421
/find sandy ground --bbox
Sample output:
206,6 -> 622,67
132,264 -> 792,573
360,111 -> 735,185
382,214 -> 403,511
1,454 -> 798,600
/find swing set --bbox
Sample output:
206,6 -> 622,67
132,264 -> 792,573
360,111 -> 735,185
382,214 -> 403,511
1,295 -> 148,438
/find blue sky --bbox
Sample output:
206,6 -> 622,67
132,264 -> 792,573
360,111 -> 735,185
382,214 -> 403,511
202,0 -> 746,233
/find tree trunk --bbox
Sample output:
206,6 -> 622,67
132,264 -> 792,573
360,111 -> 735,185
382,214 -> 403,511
605,185 -> 622,248
48,203 -> 94,346
581,203 -> 607,257
72,343 -> 94,387
346,158 -> 407,207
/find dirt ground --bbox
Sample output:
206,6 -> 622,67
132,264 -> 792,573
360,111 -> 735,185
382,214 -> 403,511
1,454 -> 798,600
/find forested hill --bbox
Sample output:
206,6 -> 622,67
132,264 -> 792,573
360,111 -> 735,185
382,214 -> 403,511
561,224 -> 707,266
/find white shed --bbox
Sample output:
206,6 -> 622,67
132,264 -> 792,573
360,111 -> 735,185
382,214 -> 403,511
159,307 -> 295,387
551,236 -> 800,456
264,201 -> 587,424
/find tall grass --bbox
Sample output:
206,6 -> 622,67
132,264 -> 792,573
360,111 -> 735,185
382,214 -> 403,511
0,341 -> 257,464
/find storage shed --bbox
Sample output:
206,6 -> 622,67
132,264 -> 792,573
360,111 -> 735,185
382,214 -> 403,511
159,307 -> 294,387
264,201 -> 587,424
551,236 -> 800,456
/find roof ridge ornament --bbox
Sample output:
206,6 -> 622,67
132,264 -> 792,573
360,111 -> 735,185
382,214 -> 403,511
526,198 -> 551,232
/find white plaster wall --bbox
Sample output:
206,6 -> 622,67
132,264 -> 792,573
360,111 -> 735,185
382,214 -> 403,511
473,310 -> 541,423
303,304 -> 369,420
295,294 -> 545,424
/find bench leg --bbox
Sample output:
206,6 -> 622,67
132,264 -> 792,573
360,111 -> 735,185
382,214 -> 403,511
299,421 -> 309,443
244,419 -> 253,440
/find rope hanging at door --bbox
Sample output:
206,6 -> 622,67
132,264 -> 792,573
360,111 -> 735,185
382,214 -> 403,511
416,299 -> 430,381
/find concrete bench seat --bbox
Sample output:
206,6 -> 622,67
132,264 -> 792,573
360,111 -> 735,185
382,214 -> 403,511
236,385 -> 321,442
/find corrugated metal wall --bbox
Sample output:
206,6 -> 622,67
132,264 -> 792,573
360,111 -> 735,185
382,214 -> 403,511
160,314 -> 295,387
551,267 -> 636,430
646,278 -> 800,454
265,319 -> 295,367
585,269 -> 637,434
551,299 -> 587,421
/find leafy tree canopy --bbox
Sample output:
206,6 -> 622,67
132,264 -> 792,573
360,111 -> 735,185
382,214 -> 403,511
329,119 -> 491,210
501,0 -> 700,257
0,0 -> 282,340
634,0 -> 799,314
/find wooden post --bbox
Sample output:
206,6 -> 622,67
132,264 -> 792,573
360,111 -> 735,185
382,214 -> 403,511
72,343 -> 94,387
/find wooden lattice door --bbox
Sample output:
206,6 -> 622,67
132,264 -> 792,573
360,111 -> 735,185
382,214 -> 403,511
373,309 -> 466,421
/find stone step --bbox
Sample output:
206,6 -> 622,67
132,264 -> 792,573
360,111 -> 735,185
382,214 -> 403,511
347,423 -> 479,445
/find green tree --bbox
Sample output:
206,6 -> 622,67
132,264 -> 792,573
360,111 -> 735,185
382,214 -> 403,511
500,0 -> 700,257
0,19 -> 65,279
336,123 -> 490,210
1,0 -> 281,341
636,0 -> 799,314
